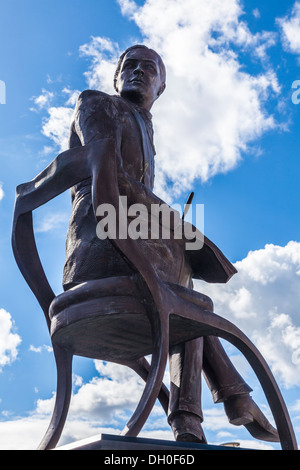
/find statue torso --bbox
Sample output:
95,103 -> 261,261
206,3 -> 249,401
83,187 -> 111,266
63,90 -> 192,291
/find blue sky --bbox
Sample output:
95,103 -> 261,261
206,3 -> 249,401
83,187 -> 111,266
0,0 -> 300,450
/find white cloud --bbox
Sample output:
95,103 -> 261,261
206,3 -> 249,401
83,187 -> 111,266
30,89 -> 54,112
62,87 -> 81,107
33,361 -> 145,423
0,412 -> 124,450
35,211 -> 69,233
252,8 -> 261,19
42,106 -> 74,152
15,360 -> 170,449
195,241 -> 300,388
29,344 -> 52,353
0,183 -> 4,201
79,36 -> 120,93
0,356 -> 278,449
30,89 -> 79,153
0,309 -> 21,371
0,416 -> 50,450
66,363 -> 144,420
277,2 -> 300,55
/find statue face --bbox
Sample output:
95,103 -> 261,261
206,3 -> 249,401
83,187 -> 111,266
116,48 -> 165,110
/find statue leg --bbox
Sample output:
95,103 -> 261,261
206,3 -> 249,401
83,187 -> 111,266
203,335 -> 252,403
168,328 -> 279,443
167,285 -> 297,449
168,337 -> 207,443
202,335 -> 279,442
37,345 -> 73,450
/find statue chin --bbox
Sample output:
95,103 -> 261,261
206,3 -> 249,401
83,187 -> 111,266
120,88 -> 146,107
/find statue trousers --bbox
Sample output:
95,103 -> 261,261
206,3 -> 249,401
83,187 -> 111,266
168,335 -> 252,422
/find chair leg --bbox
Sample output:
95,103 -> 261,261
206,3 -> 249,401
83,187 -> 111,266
120,312 -> 169,437
37,345 -> 73,450
126,356 -> 170,415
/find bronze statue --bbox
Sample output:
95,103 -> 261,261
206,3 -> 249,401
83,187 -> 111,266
12,45 -> 297,449
63,44 -> 279,443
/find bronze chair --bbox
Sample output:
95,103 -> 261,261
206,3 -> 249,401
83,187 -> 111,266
12,139 -> 297,450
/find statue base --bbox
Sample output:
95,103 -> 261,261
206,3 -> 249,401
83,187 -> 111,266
55,433 -> 244,451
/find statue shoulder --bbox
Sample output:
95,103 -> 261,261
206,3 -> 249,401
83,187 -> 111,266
73,91 -> 125,141
76,90 -> 117,109
75,90 -> 125,124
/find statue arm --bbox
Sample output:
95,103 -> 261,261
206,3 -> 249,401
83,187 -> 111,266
13,145 -> 90,215
11,139 -> 114,326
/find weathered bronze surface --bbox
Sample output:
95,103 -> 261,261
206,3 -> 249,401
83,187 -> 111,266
12,45 -> 297,450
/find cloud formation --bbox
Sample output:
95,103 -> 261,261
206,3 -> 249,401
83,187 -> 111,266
29,360 -> 171,448
0,308 -> 21,371
30,89 -> 54,112
277,1 -> 300,55
41,106 -> 75,152
35,211 -> 69,233
0,351 -> 281,449
35,0 -> 282,201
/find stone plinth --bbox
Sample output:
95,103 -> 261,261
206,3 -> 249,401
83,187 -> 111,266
55,433 -> 244,451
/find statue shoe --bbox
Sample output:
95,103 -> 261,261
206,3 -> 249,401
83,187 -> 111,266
224,395 -> 279,442
169,411 -> 207,444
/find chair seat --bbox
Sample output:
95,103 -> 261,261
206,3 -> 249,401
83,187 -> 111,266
49,276 -> 214,362
50,276 -> 146,362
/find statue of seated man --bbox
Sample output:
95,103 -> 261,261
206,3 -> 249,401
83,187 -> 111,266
13,44 -> 279,444
62,45 -> 278,443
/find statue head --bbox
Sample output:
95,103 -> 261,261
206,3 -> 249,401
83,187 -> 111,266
114,45 -> 166,111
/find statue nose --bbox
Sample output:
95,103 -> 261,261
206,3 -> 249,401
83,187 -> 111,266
133,65 -> 144,76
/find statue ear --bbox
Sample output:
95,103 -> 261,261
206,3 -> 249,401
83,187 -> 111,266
157,82 -> 166,97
